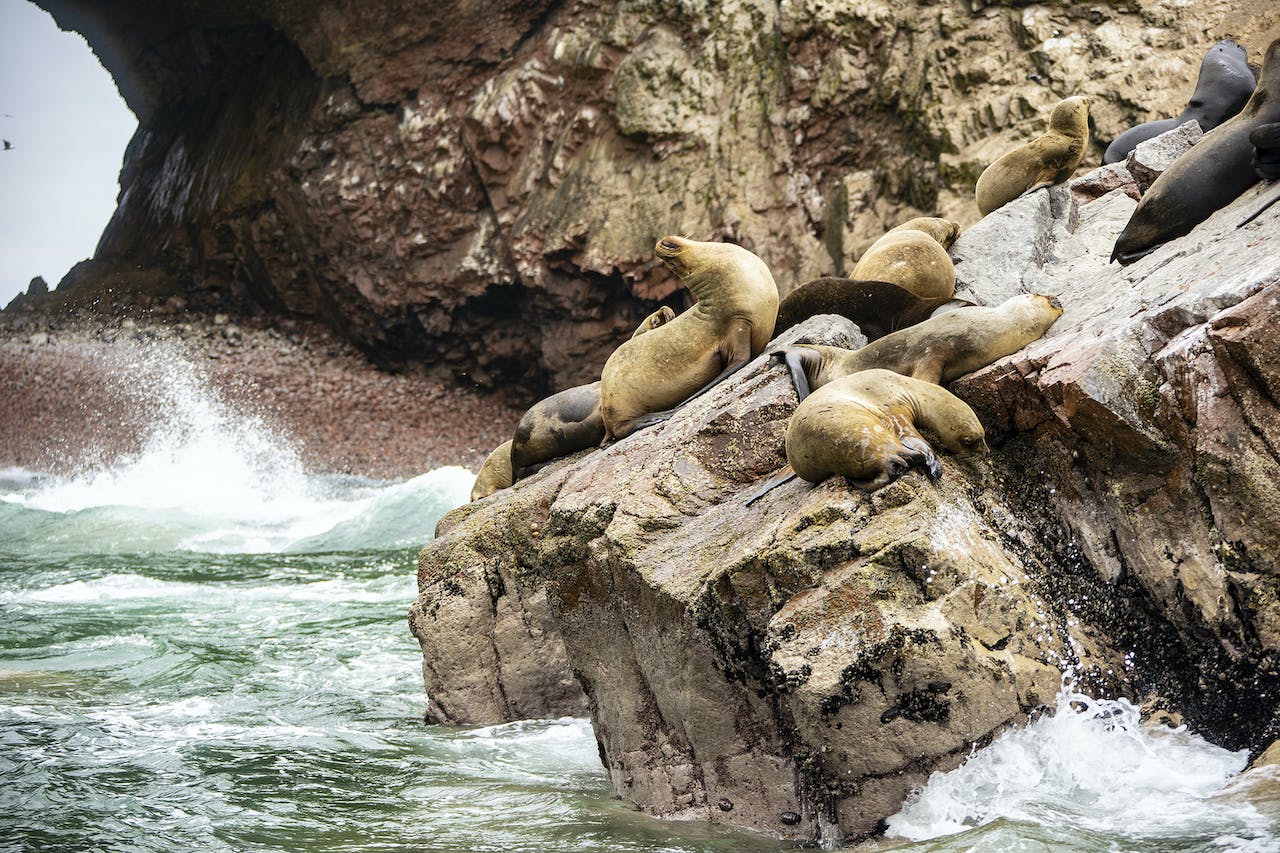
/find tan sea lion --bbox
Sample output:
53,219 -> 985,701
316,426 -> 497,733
849,217 -> 962,300
775,293 -> 1063,400
774,278 -> 964,340
976,96 -> 1091,216
785,369 -> 987,490
509,305 -> 679,481
470,439 -> 514,501
1115,38 -> 1280,263
600,236 -> 779,440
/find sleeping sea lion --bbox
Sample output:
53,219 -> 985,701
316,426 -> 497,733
773,278 -> 962,340
976,96 -> 1091,216
470,440 -> 514,501
775,293 -> 1064,400
849,217 -> 962,300
784,369 -> 987,490
1114,37 -> 1280,263
509,305 -> 680,481
600,236 -> 779,441
1103,39 -> 1255,164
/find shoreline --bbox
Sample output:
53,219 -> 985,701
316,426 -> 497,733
0,308 -> 524,481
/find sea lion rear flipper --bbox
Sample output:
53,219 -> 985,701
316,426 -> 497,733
1239,183 -> 1280,228
744,466 -> 798,506
777,347 -> 820,401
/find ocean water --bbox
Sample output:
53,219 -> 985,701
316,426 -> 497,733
2,348 -> 1278,852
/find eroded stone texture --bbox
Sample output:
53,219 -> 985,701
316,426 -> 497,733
415,146 -> 1280,843
30,0 -> 1280,397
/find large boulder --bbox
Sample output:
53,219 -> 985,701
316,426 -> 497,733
412,140 -> 1280,845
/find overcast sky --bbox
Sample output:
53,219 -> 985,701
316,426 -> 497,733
0,0 -> 137,308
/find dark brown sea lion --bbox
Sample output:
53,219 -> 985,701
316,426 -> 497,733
849,217 -> 962,300
976,96 -> 1091,216
773,278 -> 960,340
470,440 -> 514,501
784,369 -> 987,490
1114,38 -> 1280,264
1103,40 -> 1255,165
775,293 -> 1064,400
600,236 -> 779,441
508,306 -> 679,481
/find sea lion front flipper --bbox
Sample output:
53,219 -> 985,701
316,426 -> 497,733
1239,183 -> 1280,227
628,358 -> 754,433
908,352 -> 947,385
744,466 -> 798,506
901,435 -> 942,480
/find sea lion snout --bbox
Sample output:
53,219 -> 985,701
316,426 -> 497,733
655,236 -> 685,257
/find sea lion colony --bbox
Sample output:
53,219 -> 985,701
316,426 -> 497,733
468,35 -> 1278,501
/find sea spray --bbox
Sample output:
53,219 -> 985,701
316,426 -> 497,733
0,341 -> 472,554
882,685 -> 1277,851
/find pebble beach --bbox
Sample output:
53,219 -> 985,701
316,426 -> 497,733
0,308 -> 524,481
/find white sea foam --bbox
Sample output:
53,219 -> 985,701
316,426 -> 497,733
885,687 -> 1273,846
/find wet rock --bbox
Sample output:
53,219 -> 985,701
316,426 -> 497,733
415,151 -> 1280,842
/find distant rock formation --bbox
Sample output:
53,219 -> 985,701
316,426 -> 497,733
28,0 -> 1280,398
411,138 -> 1280,845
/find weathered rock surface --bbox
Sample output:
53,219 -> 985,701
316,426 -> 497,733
28,0 -> 1280,399
412,140 -> 1280,844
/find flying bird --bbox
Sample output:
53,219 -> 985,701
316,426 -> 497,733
2,139 -> 12,151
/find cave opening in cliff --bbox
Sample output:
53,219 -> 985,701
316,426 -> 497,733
0,0 -> 137,308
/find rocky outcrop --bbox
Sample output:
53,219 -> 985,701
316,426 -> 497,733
29,1 -> 1280,398
411,134 -> 1280,845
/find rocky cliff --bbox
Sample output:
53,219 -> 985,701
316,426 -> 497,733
29,0 -> 1280,398
410,131 -> 1280,845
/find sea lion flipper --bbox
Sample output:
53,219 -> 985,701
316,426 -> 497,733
909,353 -> 947,385
744,466 -> 798,506
901,436 -> 942,480
777,347 -> 819,401
1239,183 -> 1280,227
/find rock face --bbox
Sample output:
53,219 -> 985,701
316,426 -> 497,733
412,137 -> 1280,845
31,0 -> 1280,398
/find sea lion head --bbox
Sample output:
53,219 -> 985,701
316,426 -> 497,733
655,235 -> 749,279
1049,96 -> 1090,136
934,416 -> 989,457
890,216 -> 963,248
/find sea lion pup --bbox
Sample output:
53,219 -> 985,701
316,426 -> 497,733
849,217 -> 961,300
975,96 -> 1091,216
509,305 -> 679,480
470,440 -> 514,501
1103,39 -> 1256,165
773,278 -> 961,339
775,293 -> 1064,401
784,369 -> 987,490
1115,38 -> 1280,263
599,236 -> 779,441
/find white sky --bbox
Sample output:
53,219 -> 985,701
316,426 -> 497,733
0,0 -> 137,308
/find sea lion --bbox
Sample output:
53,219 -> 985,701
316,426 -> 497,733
848,217 -> 962,301
470,439 -> 514,501
509,305 -> 679,480
1103,40 -> 1256,165
975,96 -> 1091,216
775,293 -> 1064,400
784,369 -> 988,490
600,236 -> 779,440
1114,38 -> 1280,263
773,278 -> 962,339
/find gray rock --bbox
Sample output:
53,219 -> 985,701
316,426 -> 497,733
1126,120 -> 1203,193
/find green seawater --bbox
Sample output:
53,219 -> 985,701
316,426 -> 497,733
0,542 -> 784,853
